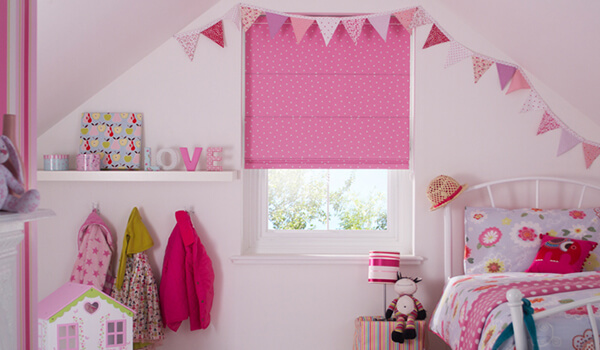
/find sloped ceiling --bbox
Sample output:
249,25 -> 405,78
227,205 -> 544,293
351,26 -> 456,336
37,0 -> 600,135
37,0 -> 218,135
441,0 -> 600,125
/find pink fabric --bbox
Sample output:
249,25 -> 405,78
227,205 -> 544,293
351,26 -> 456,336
160,211 -> 214,331
70,211 -> 115,294
245,16 -> 410,169
457,273 -> 600,350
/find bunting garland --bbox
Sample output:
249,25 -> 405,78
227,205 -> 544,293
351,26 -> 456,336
172,3 -> 600,169
202,21 -> 225,47
537,112 -> 560,135
291,17 -> 314,43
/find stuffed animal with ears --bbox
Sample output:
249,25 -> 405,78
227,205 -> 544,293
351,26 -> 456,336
0,135 -> 39,213
385,273 -> 426,343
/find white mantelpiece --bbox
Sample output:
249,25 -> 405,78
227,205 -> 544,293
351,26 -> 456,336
0,209 -> 53,350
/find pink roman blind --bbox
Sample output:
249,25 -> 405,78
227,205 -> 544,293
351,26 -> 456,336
244,16 -> 410,169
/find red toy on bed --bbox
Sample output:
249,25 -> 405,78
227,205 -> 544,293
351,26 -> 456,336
525,233 -> 598,274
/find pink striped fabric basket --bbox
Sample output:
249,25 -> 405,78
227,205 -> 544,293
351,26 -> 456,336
354,317 -> 425,350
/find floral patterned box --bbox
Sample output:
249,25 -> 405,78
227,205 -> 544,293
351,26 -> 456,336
79,112 -> 143,170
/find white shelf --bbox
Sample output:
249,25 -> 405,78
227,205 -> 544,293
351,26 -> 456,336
37,170 -> 237,182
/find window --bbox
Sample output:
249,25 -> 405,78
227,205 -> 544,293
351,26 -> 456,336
242,13 -> 413,256
244,169 -> 413,255
106,320 -> 126,347
57,324 -> 77,350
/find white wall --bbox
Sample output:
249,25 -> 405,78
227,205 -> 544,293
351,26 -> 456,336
37,0 -> 600,349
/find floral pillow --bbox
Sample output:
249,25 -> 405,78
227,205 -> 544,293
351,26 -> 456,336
464,207 -> 600,274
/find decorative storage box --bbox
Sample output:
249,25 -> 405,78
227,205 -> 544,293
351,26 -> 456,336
354,317 -> 425,350
43,154 -> 69,171
79,112 -> 143,170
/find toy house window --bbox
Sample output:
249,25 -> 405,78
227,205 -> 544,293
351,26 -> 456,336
243,15 -> 413,256
57,323 -> 78,350
106,320 -> 126,347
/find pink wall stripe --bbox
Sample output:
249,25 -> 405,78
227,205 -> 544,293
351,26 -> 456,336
1,0 -> 8,116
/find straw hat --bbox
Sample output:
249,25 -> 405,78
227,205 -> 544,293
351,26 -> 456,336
426,175 -> 467,211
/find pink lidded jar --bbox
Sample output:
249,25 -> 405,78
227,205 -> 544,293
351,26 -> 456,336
76,154 -> 100,171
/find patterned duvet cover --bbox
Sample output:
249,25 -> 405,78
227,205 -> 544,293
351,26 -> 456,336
429,272 -> 600,350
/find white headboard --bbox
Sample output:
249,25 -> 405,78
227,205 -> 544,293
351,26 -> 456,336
442,176 -> 600,281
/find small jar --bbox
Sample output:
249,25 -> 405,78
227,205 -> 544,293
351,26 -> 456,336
43,154 -> 69,171
76,154 -> 100,171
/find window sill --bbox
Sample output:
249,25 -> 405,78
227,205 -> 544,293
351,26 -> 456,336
230,254 -> 425,265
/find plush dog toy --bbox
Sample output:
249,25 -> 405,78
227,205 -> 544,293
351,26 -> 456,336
385,273 -> 426,343
0,135 -> 39,213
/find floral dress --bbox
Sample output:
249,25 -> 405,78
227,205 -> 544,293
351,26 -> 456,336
112,207 -> 164,349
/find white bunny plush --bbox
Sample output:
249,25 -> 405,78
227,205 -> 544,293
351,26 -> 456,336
0,135 -> 39,213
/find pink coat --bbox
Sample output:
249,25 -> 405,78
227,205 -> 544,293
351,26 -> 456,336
69,210 -> 115,294
160,210 -> 215,331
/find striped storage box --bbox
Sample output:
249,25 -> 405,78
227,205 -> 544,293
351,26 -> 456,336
354,317 -> 425,350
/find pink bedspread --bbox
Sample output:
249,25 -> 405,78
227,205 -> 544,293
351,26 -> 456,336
430,272 -> 600,350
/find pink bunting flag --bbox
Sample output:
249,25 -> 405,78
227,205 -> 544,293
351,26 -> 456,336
472,56 -> 494,83
266,12 -> 288,38
423,24 -> 449,49
368,15 -> 391,41
317,17 -> 341,46
241,7 -> 263,32
583,143 -> 600,169
496,63 -> 516,90
520,90 -> 547,113
393,8 -> 417,33
444,42 -> 473,68
506,69 -> 530,94
556,128 -> 581,156
342,18 -> 366,44
224,5 -> 241,30
536,111 -> 560,135
201,21 -> 225,48
410,7 -> 432,28
291,17 -> 314,43
174,30 -> 202,61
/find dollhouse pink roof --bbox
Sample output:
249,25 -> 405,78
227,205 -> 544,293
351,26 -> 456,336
38,282 -> 133,321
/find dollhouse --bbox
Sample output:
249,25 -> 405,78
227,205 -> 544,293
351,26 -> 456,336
38,283 -> 133,350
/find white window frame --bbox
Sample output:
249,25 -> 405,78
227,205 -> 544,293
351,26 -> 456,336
243,169 -> 414,256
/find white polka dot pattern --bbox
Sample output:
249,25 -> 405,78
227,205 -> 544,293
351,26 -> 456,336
245,17 -> 410,169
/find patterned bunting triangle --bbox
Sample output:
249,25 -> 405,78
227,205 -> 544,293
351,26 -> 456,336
423,24 -> 449,49
393,8 -> 417,33
472,56 -> 494,83
266,12 -> 288,38
317,17 -> 341,46
444,42 -> 473,68
583,143 -> 600,169
496,63 -> 516,90
342,18 -> 366,44
506,69 -> 530,94
536,111 -> 560,135
201,21 -> 225,48
224,5 -> 241,30
410,7 -> 432,28
290,17 -> 314,43
241,7 -> 263,32
368,15 -> 391,41
174,30 -> 202,61
556,128 -> 581,156
520,90 -> 547,113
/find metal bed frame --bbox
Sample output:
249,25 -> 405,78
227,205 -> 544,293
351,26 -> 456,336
442,177 -> 600,350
